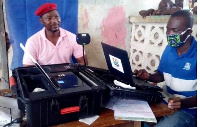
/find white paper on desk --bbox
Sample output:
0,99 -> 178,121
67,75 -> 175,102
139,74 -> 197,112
79,115 -> 99,125
114,99 -> 157,123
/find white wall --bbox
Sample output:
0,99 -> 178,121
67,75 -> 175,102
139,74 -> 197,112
78,0 -> 165,69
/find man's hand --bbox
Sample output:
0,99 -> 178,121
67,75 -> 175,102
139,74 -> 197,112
139,9 -> 154,19
133,69 -> 149,80
168,97 -> 181,110
76,55 -> 88,65
152,9 -> 162,15
133,69 -> 164,83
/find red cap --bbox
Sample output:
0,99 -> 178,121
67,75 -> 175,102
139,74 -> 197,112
35,3 -> 57,16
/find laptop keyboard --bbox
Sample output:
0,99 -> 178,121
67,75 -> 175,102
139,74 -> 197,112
132,77 -> 163,91
79,66 -> 162,91
42,64 -> 78,73
78,66 -> 164,103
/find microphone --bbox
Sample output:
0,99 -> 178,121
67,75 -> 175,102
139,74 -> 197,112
76,33 -> 90,66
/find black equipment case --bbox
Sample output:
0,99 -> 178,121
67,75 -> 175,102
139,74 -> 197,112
13,63 -> 163,127
78,65 -> 164,104
12,63 -> 105,127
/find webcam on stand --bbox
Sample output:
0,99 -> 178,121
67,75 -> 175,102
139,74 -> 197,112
76,33 -> 91,66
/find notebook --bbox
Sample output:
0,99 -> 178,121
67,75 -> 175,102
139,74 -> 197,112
20,43 -> 91,94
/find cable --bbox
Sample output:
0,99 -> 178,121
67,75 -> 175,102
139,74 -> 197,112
82,45 -> 86,66
1,77 -> 9,84
3,118 -> 23,127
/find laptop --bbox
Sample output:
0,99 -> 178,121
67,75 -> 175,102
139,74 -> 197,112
101,42 -> 162,91
20,43 -> 91,94
101,42 -> 137,86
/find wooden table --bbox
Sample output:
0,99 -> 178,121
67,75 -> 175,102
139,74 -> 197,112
51,108 -> 140,127
52,102 -> 174,127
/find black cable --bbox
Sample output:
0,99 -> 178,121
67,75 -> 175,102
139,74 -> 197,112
1,77 -> 9,83
82,45 -> 86,66
3,118 -> 23,127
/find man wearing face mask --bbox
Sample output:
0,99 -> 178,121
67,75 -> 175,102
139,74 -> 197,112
23,3 -> 87,67
134,10 -> 196,127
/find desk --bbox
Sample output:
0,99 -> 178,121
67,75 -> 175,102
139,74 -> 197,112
52,102 -> 174,127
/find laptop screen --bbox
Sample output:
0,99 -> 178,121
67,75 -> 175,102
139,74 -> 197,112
101,42 -> 135,86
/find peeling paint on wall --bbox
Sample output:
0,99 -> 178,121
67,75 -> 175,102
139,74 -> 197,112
83,9 -> 89,29
101,6 -> 126,48
79,7 -> 89,30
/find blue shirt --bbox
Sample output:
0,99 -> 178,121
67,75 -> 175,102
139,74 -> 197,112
157,36 -> 197,119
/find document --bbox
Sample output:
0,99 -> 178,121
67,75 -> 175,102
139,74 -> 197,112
79,115 -> 99,125
114,99 -> 157,123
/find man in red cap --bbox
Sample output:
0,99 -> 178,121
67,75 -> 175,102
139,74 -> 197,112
23,3 -> 87,66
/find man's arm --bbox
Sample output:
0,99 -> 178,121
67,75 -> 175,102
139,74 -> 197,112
161,7 -> 182,15
181,95 -> 197,108
23,64 -> 35,67
148,71 -> 164,83
168,95 -> 197,110
139,9 -> 154,18
76,55 -> 88,65
133,69 -> 164,83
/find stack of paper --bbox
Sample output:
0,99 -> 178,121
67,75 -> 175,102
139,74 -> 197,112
114,99 -> 157,123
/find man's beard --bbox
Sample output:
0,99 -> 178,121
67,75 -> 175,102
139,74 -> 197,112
49,27 -> 60,33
